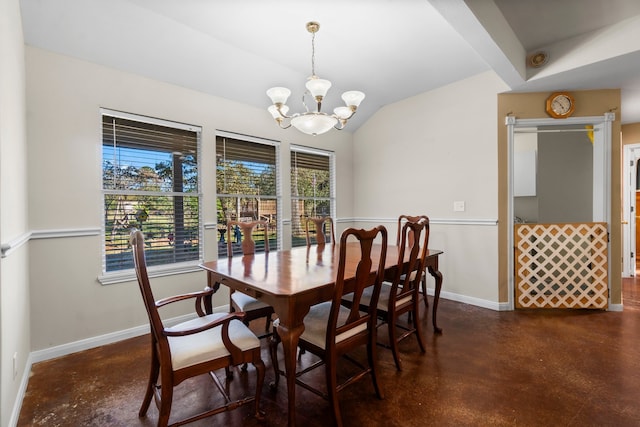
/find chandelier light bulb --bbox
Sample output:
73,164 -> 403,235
306,78 -> 332,100
333,106 -> 352,120
342,91 -> 365,108
266,87 -> 291,105
268,104 -> 289,119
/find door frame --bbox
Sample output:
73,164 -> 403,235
622,143 -> 640,277
506,113 -> 614,310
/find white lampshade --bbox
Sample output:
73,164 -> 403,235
342,91 -> 365,108
306,78 -> 332,99
267,87 -> 291,105
333,106 -> 352,119
291,113 -> 337,136
268,104 -> 289,119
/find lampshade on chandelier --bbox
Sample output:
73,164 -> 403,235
267,21 -> 365,136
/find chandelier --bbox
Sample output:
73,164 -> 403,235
266,21 -> 365,136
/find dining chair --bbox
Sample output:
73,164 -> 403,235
348,217 -> 430,370
397,214 -> 430,309
304,215 -> 336,246
270,225 -> 388,427
226,220 -> 276,342
130,229 -> 265,427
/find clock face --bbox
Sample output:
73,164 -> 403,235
551,95 -> 572,115
546,92 -> 575,118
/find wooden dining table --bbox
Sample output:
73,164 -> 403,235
200,243 -> 444,426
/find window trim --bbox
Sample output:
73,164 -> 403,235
98,261 -> 203,285
98,108 -> 203,284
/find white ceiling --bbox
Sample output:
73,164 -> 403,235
19,0 -> 640,129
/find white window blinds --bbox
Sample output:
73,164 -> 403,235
102,111 -> 201,272
216,134 -> 278,256
290,146 -> 334,247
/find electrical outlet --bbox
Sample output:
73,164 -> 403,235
453,201 -> 465,212
13,352 -> 17,379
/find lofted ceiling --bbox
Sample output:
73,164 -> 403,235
19,0 -> 640,130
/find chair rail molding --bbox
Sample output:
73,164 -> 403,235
0,231 -> 31,258
351,217 -> 498,226
1,227 -> 101,258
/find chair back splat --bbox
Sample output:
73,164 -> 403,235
304,216 -> 336,246
130,229 -> 265,427
227,219 -> 270,257
397,214 -> 431,310
270,225 -> 388,427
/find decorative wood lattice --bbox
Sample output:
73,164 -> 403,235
514,222 -> 608,309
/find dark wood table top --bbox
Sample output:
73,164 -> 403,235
200,243 -> 443,301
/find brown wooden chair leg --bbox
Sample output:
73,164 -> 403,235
413,300 -> 427,353
158,377 -> 173,427
269,332 -> 281,389
325,354 -> 343,427
388,314 -> 402,371
253,358 -> 266,421
368,336 -> 384,399
139,340 -> 159,417
265,315 -> 272,334
421,274 -> 429,309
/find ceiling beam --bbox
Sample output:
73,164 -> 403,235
428,0 -> 527,89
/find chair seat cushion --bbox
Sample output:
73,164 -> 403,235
231,292 -> 272,312
166,313 -> 260,370
298,302 -> 368,350
344,282 -> 411,313
400,270 -> 419,282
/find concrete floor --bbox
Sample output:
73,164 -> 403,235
18,280 -> 640,426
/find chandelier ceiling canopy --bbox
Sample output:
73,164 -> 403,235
266,21 -> 365,136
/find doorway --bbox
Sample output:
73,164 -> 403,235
622,143 -> 640,277
507,114 -> 614,310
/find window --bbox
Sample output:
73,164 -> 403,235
101,110 -> 201,274
290,146 -> 335,247
216,132 -> 279,256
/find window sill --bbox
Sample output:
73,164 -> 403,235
98,261 -> 204,285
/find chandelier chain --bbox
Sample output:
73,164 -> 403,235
311,30 -> 316,77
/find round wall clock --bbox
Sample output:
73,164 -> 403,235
546,92 -> 575,118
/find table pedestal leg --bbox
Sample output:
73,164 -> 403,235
428,265 -> 443,333
276,321 -> 305,427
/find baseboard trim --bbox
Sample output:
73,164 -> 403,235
29,305 -> 229,364
30,323 -> 151,364
608,303 -> 623,312
9,352 -> 32,427
426,288 -> 508,311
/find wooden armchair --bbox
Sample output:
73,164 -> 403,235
270,226 -> 388,427
303,216 -> 336,246
226,220 -> 275,340
130,229 -> 265,427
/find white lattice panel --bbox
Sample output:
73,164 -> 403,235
514,223 -> 608,309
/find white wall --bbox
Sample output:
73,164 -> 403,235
353,72 -> 509,307
24,46 -> 354,352
0,0 -> 30,425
